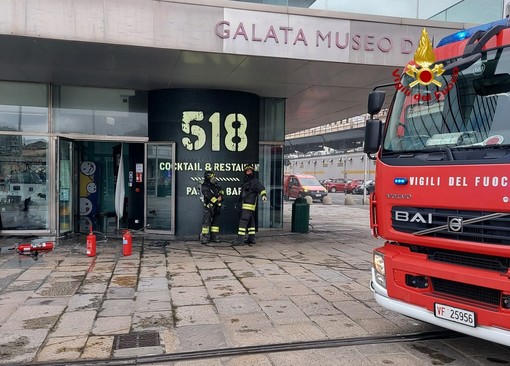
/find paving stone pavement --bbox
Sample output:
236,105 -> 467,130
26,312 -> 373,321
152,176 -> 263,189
0,199 -> 509,365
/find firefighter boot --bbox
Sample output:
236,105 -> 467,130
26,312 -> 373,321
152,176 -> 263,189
233,235 -> 245,246
246,235 -> 256,244
201,234 -> 210,245
210,233 -> 220,243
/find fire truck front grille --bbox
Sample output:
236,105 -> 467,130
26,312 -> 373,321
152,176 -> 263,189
431,278 -> 501,306
409,246 -> 509,272
391,207 -> 510,245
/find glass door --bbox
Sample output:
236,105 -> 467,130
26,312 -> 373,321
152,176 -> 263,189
145,143 -> 175,234
57,138 -> 73,236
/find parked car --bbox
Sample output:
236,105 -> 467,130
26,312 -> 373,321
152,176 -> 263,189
320,178 -> 332,186
324,178 -> 348,193
344,179 -> 364,194
353,180 -> 375,195
284,174 -> 328,202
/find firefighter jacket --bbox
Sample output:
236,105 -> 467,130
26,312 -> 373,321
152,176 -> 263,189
201,181 -> 224,209
239,174 -> 267,211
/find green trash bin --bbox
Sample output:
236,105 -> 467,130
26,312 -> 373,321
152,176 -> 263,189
291,197 -> 310,233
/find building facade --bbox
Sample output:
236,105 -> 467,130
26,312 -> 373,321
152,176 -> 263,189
0,0 -> 490,236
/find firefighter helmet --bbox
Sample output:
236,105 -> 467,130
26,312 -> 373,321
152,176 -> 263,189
204,170 -> 215,180
243,164 -> 254,172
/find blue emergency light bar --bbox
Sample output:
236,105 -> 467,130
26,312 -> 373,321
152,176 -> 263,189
393,177 -> 408,185
437,18 -> 510,47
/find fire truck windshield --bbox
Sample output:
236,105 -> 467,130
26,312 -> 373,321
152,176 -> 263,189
383,48 -> 510,156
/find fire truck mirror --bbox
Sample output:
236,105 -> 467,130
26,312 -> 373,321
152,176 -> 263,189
368,90 -> 385,116
364,119 -> 383,154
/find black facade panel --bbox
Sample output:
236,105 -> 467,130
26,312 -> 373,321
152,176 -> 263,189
149,89 -> 260,235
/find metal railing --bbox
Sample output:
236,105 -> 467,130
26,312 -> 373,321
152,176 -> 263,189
286,110 -> 387,140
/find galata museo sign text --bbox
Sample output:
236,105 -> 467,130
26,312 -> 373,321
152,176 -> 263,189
215,21 -> 417,54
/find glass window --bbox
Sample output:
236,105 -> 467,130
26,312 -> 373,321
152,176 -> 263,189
0,135 -> 49,230
59,139 -> 73,234
53,86 -> 148,137
146,143 -> 175,233
258,97 -> 285,228
383,48 -> 510,159
429,0 -> 503,24
259,144 -> 283,228
231,0 -> 503,23
0,81 -> 48,133
260,98 -> 285,142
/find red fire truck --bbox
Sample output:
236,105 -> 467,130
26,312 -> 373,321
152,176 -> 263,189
364,19 -> 510,346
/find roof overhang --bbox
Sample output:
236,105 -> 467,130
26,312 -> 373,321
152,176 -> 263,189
0,0 -> 468,134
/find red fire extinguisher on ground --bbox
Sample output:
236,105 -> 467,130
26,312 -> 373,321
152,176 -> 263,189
87,226 -> 96,257
16,241 -> 54,254
122,230 -> 132,256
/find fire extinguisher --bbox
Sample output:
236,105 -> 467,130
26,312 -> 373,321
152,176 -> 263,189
16,241 -> 54,254
86,226 -> 96,257
122,230 -> 132,256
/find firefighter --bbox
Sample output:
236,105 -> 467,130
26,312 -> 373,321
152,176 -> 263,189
200,170 -> 224,244
234,164 -> 267,246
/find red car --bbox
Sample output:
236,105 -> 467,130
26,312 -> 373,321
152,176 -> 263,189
284,174 -> 328,202
324,178 -> 348,193
344,179 -> 364,194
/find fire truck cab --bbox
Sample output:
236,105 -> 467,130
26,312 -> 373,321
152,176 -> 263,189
365,20 -> 510,347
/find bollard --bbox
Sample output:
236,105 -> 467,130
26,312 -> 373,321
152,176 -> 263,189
322,195 -> 332,205
344,194 -> 355,205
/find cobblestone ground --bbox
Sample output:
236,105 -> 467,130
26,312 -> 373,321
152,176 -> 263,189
0,200 -> 509,365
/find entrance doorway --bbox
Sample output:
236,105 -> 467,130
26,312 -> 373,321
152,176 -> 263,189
57,139 -> 175,236
76,141 -> 118,234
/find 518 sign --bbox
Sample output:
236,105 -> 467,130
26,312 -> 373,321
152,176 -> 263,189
181,111 -> 248,152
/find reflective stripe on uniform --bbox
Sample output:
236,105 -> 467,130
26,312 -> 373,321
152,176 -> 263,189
211,197 -> 218,203
242,203 -> 256,211
238,228 -> 247,235
202,227 -> 210,235
260,190 -> 267,196
248,227 -> 256,235
211,226 -> 219,233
